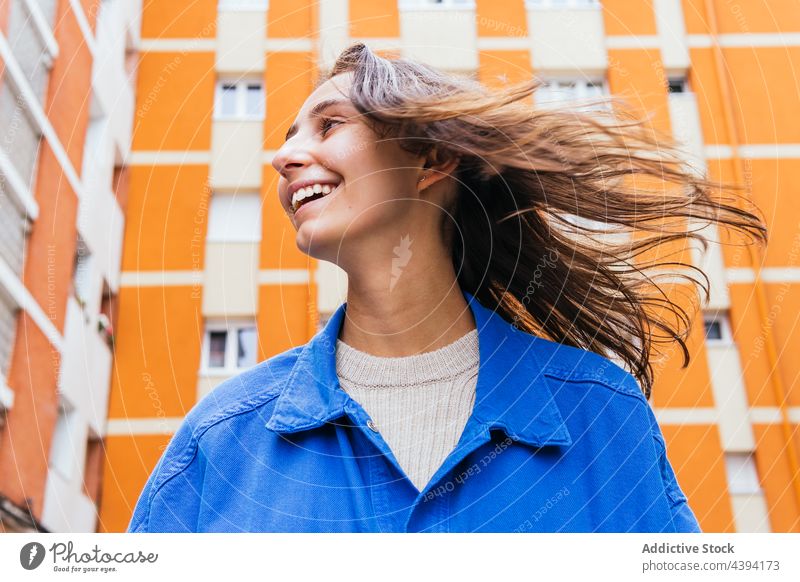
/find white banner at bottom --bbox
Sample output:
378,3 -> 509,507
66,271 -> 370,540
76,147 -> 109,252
1,533 -> 798,581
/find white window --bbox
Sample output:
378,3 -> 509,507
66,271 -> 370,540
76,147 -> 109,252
218,0 -> 268,11
526,0 -> 600,9
703,311 -> 733,345
725,452 -> 762,495
399,0 -> 476,9
215,80 -> 265,120
207,193 -> 262,243
202,320 -> 258,373
535,78 -> 607,108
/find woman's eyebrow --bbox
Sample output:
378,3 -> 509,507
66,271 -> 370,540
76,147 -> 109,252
284,98 -> 350,141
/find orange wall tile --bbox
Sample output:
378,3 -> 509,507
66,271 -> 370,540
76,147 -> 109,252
688,48 -> 731,144
350,0 -> 400,37
724,47 -> 800,145
752,424 -> 800,532
728,283 -> 800,408
660,424 -> 735,532
264,51 -> 316,149
260,174 -> 310,270
46,2 -> 92,172
690,47 -> 800,145
607,49 -> 671,135
735,158 -> 800,268
122,165 -> 210,271
683,0 -> 800,35
478,50 -> 533,88
267,0 -> 314,38
0,316 -> 60,522
141,0 -> 217,39
475,0 -> 528,37
24,146 -> 79,333
98,434 -> 172,532
132,52 -> 215,151
602,0 -> 657,36
257,284 -> 313,358
108,286 -> 203,419
650,284 -> 715,409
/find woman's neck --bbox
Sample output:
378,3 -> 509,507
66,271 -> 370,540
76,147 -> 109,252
337,279 -> 476,358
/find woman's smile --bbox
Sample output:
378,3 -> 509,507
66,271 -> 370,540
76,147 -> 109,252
292,182 -> 342,221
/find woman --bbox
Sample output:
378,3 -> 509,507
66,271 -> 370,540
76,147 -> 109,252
129,43 -> 766,532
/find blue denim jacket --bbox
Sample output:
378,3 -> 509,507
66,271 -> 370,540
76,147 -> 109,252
128,289 -> 701,533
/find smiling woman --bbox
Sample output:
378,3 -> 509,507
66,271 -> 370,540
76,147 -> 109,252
128,42 -> 767,533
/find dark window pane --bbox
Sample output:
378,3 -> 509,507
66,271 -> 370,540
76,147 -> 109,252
704,320 -> 722,340
668,78 -> 686,93
208,331 -> 227,367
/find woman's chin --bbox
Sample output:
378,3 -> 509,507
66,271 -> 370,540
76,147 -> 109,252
295,222 -> 340,260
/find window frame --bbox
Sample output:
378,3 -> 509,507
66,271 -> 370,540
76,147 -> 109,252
201,319 -> 259,374
214,79 -> 265,121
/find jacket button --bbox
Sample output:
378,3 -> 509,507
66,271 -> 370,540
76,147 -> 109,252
367,419 -> 378,432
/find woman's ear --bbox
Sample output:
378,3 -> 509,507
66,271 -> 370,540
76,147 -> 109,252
418,151 -> 460,190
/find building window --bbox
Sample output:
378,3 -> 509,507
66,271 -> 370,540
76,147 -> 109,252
703,311 -> 732,345
218,0 -> 269,11
399,0 -> 476,9
725,452 -> 762,495
668,76 -> 691,94
215,80 -> 264,120
526,0 -> 601,9
535,78 -> 607,108
207,193 -> 262,243
202,321 -> 259,373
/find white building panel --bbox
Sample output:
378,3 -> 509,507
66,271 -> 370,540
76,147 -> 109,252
529,7 -> 607,74
216,10 -> 266,73
400,9 -> 478,72
211,121 -> 264,189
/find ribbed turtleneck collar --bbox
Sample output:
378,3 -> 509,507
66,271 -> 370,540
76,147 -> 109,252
335,329 -> 479,388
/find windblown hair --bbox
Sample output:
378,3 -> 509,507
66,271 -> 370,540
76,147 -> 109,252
325,42 -> 767,399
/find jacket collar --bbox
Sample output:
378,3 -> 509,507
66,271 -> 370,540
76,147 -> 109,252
265,289 -> 572,447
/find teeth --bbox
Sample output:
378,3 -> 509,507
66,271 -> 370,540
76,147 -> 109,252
291,183 -> 340,212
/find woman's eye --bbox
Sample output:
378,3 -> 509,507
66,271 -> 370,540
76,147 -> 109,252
320,117 -> 343,136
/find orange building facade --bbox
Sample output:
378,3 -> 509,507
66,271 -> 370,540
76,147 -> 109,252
0,0 -> 139,531
93,0 -> 798,533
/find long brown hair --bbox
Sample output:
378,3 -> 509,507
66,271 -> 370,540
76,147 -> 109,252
325,42 -> 767,399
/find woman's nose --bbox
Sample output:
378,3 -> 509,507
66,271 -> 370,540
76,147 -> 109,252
272,136 -> 313,177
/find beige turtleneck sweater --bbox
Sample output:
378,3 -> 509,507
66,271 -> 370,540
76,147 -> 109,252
335,329 -> 479,492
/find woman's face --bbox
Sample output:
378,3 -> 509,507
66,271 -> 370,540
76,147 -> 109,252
271,72 -> 426,265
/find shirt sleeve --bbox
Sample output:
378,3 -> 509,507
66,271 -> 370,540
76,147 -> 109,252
126,418 -> 202,533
